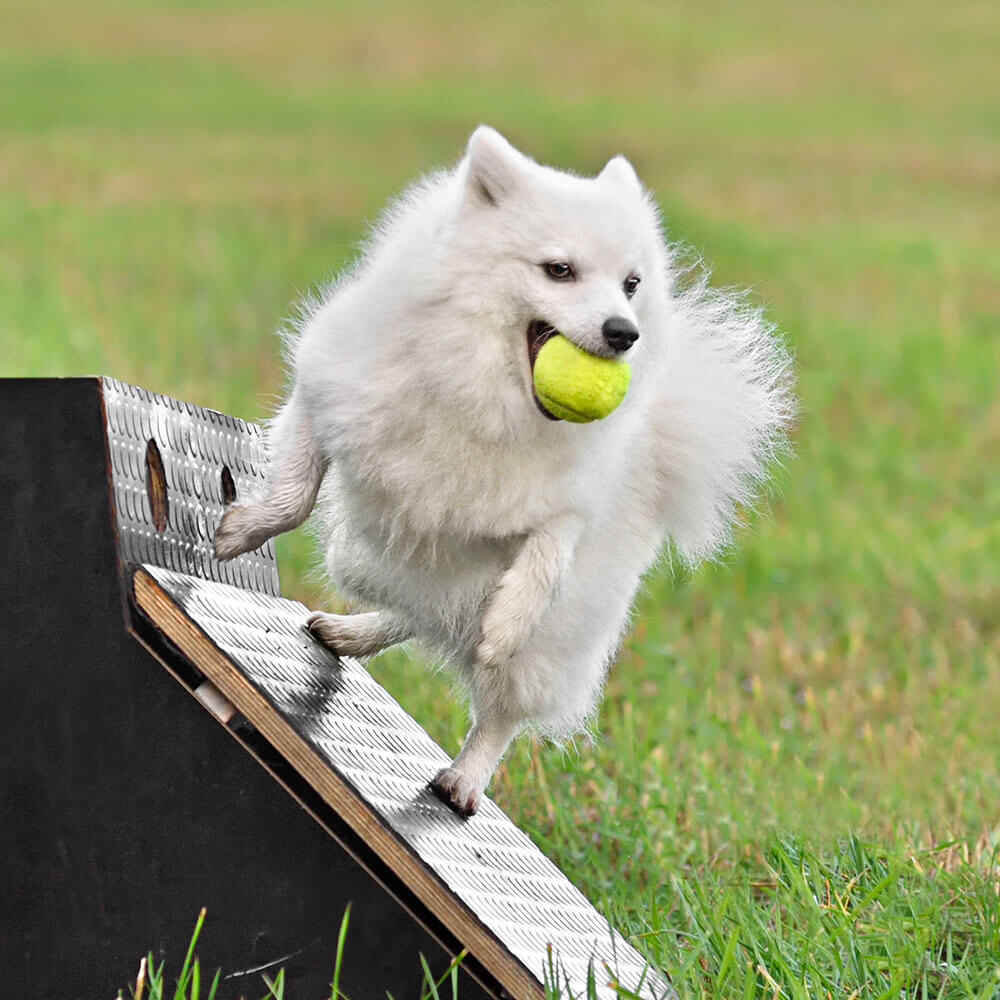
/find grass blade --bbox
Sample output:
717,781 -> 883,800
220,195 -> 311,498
174,908 -> 207,999
330,903 -> 351,1000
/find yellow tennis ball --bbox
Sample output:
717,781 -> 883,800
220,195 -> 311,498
532,334 -> 632,423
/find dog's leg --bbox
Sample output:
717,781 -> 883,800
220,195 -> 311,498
306,610 -> 413,658
214,392 -> 326,559
430,716 -> 521,817
476,516 -> 581,669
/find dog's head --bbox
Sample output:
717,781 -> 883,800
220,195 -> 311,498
449,126 -> 668,423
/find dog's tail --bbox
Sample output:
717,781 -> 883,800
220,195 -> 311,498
651,265 -> 796,565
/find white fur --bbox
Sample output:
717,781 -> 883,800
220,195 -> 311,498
215,126 -> 794,815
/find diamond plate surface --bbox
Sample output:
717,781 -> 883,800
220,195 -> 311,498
144,565 -> 673,1000
102,377 -> 280,595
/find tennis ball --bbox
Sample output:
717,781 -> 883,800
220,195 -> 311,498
532,334 -> 632,423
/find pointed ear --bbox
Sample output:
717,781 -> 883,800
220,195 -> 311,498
464,126 -> 525,206
598,155 -> 642,194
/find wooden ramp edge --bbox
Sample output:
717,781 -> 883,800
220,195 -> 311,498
133,566 -> 672,998
132,565 -> 671,1000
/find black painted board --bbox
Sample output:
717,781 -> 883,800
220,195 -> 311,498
0,378 -> 498,1000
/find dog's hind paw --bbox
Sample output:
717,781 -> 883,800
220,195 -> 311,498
213,503 -> 272,560
307,612 -> 385,658
429,767 -> 482,817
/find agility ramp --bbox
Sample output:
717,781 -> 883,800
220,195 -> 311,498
0,377 -> 671,1000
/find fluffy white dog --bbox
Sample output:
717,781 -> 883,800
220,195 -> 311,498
215,126 -> 793,816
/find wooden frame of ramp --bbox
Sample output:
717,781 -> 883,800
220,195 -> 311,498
2,376 -> 672,1000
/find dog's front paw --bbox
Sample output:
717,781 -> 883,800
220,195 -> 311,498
213,504 -> 271,560
429,767 -> 482,817
475,630 -> 515,670
476,598 -> 527,669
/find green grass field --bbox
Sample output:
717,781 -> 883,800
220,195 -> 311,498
3,1 -> 999,995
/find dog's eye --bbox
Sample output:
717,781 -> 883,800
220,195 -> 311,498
544,261 -> 575,281
623,274 -> 641,299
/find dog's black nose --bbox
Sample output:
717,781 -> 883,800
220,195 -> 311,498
602,316 -> 639,353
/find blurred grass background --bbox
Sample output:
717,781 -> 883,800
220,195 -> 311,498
3,0 -> 999,993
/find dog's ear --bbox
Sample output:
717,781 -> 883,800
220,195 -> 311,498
598,155 -> 642,194
464,126 -> 525,206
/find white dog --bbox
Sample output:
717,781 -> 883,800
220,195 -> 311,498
215,126 -> 793,816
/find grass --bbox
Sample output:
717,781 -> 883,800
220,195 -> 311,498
3,0 -> 999,995
119,907 -> 471,1000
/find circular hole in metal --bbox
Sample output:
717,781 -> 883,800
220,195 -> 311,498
145,438 -> 169,533
220,465 -> 237,506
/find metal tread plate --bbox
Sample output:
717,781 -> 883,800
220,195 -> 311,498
137,564 -> 672,1000
102,376 -> 280,595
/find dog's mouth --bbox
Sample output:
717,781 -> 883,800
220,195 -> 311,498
527,319 -> 561,421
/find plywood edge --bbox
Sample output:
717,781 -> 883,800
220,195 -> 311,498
131,567 -> 543,1000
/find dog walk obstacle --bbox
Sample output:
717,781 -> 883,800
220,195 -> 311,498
0,377 -> 672,1000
